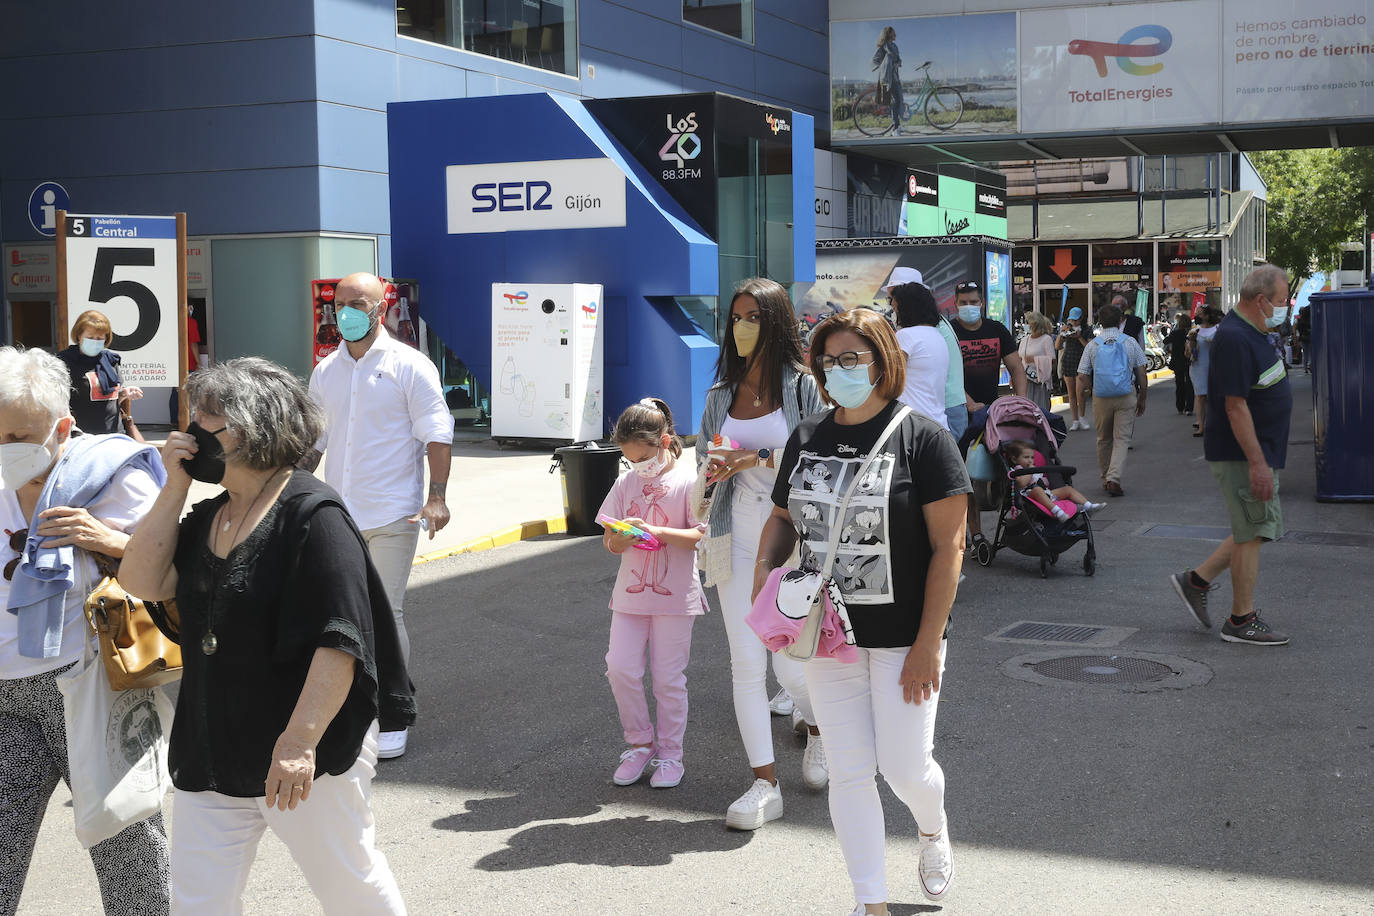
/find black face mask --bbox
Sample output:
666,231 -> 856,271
182,421 -> 227,484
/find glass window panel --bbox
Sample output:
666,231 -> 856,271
683,0 -> 753,43
398,1 -> 578,77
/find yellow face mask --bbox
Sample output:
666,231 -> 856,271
733,319 -> 760,357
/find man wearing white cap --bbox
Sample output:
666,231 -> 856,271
881,267 -> 968,440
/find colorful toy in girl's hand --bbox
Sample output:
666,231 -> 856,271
706,433 -> 741,458
596,513 -> 663,551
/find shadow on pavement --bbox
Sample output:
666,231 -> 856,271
433,792 -> 604,833
473,815 -> 751,870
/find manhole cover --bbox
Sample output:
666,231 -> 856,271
1000,649 -> 1213,692
1029,655 -> 1173,684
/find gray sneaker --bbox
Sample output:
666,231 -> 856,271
1220,612 -> 1290,646
1170,570 -> 1213,629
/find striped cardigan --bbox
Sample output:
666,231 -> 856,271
694,367 -> 825,587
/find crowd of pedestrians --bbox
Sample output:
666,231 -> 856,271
0,265 -> 1298,915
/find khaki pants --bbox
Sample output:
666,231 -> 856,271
360,517 -> 421,667
1092,393 -> 1137,484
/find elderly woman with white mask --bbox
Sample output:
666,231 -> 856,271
0,346 -> 170,915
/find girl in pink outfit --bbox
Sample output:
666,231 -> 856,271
598,398 -> 707,789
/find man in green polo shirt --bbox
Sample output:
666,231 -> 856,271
1169,264 -> 1292,646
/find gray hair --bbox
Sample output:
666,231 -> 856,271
0,347 -> 72,422
184,357 -> 323,470
1239,264 -> 1287,302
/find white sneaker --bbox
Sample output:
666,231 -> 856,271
917,822 -> 954,901
791,708 -> 808,735
724,778 -> 784,830
768,688 -> 794,717
801,733 -> 828,790
1083,501 -> 1106,515
377,728 -> 408,759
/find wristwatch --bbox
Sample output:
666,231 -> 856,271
756,447 -> 772,466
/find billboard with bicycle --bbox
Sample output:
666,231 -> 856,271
830,13 -> 1017,141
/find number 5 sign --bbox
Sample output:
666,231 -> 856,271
59,212 -> 187,394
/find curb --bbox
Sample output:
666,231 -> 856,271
412,515 -> 568,566
1048,368 -> 1173,409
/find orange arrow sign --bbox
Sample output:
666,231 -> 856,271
1050,248 -> 1077,281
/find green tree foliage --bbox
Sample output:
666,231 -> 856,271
1251,149 -> 1373,283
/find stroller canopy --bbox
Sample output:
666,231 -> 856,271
984,395 -> 1058,453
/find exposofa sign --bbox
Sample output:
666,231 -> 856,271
831,0 -> 1374,141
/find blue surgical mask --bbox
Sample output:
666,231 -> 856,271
79,338 -> 105,358
825,364 -> 878,409
957,306 -> 982,325
1265,305 -> 1289,329
337,304 -> 379,342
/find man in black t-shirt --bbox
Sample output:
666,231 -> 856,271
951,279 -> 1027,549
1169,265 -> 1292,647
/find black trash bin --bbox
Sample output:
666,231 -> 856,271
551,442 -> 624,535
1311,287 -> 1374,501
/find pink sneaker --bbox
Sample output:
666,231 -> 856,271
612,746 -> 654,786
649,757 -> 684,788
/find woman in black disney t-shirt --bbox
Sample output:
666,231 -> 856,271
754,309 -> 971,912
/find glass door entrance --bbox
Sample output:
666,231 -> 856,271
1040,286 -> 1088,325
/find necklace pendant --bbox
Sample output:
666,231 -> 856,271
753,397 -> 761,407
201,632 -> 219,656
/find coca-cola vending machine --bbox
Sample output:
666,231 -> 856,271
312,278 -> 422,366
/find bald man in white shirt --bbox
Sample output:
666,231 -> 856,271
302,272 -> 454,759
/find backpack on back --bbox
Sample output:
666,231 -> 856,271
1092,335 -> 1134,398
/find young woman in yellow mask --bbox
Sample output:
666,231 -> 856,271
693,277 -> 827,831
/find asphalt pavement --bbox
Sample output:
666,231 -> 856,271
20,371 -> 1374,915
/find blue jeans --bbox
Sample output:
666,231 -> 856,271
945,405 -> 968,443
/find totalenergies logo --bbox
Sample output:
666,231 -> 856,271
503,290 -> 529,305
581,300 -> 598,316
1069,25 -> 1172,77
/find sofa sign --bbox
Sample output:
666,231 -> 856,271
446,158 -> 627,234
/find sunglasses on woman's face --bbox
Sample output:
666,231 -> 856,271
4,528 -> 28,582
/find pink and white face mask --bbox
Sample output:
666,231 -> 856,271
630,448 -> 667,479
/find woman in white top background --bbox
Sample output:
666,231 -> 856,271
890,281 -> 951,430
695,277 -> 826,831
1018,311 -> 1057,415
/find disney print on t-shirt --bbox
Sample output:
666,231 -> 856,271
787,449 -> 895,604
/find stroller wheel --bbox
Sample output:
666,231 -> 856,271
976,539 -> 994,567
1039,555 -> 1050,578
1084,553 -> 1096,576
1049,552 -> 1059,566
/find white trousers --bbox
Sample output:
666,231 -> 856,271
715,487 -> 813,768
362,517 -> 421,666
806,643 -> 948,905
170,725 -> 405,916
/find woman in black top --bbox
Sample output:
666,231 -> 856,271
120,358 -> 412,914
753,309 -> 970,914
55,309 -> 144,439
1164,313 -> 1194,414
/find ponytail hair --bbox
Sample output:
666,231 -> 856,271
612,397 -> 683,457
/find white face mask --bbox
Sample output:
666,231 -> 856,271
0,419 -> 62,491
79,338 -> 105,357
630,448 -> 668,479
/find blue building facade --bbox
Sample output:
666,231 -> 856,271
1,0 -> 828,426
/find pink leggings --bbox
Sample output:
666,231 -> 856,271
605,612 -> 696,759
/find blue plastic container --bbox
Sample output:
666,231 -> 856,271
1311,287 -> 1374,501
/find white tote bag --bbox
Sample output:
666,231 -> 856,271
55,627 -> 173,848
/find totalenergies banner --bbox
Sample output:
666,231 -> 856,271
832,0 -> 1374,139
1019,0 -> 1220,132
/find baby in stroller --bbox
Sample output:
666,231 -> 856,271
1003,439 -> 1105,522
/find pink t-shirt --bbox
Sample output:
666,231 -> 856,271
597,457 -> 707,616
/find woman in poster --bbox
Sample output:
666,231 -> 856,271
871,27 -> 903,135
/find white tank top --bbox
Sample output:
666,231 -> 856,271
720,408 -> 789,496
